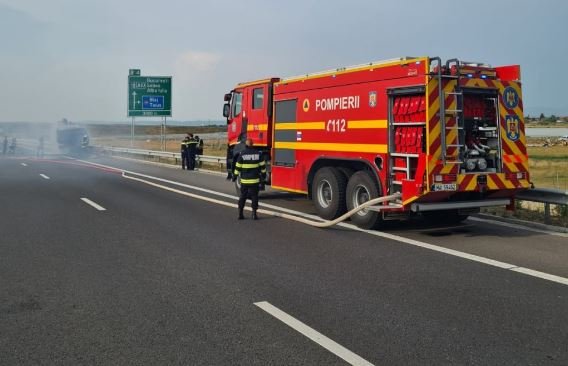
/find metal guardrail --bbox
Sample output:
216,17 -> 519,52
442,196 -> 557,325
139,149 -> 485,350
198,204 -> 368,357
95,145 -> 226,167
516,188 -> 568,206
515,188 -> 568,224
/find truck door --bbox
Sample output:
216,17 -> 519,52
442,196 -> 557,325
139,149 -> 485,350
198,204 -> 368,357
244,84 -> 271,147
228,89 -> 245,145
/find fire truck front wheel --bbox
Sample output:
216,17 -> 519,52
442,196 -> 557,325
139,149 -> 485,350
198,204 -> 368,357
346,171 -> 383,229
312,167 -> 347,220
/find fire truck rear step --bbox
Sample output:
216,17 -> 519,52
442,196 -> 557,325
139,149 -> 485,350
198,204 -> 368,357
411,199 -> 511,212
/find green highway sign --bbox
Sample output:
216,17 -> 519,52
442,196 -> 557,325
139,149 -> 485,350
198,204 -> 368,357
128,74 -> 172,117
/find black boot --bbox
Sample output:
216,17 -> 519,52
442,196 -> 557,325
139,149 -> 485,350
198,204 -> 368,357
252,210 -> 258,220
238,210 -> 244,220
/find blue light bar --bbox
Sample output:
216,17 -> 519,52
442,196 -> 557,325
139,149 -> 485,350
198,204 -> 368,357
481,74 -> 487,79
467,73 -> 473,78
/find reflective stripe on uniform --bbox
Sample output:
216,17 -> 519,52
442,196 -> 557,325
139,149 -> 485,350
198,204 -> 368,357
237,163 -> 261,169
240,178 -> 260,184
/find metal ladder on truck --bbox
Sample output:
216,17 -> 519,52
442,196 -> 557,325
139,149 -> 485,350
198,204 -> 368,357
434,58 -> 465,165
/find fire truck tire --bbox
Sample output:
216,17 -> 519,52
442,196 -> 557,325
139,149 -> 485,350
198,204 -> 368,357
337,167 -> 354,180
346,171 -> 383,229
312,167 -> 347,220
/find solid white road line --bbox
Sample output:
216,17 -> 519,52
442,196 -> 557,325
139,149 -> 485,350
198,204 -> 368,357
254,301 -> 374,366
75,158 -> 568,287
80,198 -> 106,211
468,216 -> 568,238
39,174 -> 50,179
21,163 -> 27,166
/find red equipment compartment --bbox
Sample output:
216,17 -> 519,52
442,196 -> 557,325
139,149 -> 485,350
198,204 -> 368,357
495,65 -> 521,81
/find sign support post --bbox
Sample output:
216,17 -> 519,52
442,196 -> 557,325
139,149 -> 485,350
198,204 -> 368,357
163,116 -> 167,151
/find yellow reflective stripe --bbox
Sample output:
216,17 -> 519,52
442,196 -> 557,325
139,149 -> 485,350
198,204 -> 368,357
240,178 -> 260,184
247,123 -> 269,132
240,163 -> 260,169
402,196 -> 420,206
274,142 -> 387,154
233,170 -> 239,176
275,122 -> 325,130
347,120 -> 388,129
271,185 -> 308,194
236,78 -> 274,88
235,162 -> 243,168
259,161 -> 266,166
278,57 -> 428,84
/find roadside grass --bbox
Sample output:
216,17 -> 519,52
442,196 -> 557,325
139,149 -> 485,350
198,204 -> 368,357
527,145 -> 568,190
86,124 -> 224,137
92,137 -> 227,157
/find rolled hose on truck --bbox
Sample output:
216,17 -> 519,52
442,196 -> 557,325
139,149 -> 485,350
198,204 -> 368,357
121,171 -> 401,228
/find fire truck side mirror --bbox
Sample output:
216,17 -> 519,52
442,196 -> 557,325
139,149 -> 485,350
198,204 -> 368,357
223,103 -> 230,118
224,93 -> 232,102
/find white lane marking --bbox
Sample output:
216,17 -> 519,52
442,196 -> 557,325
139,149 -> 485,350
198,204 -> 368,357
341,223 -> 568,286
39,174 -> 50,179
511,267 -> 568,285
468,216 -> 568,238
80,198 -> 106,211
75,159 -> 568,287
76,159 -> 322,217
21,163 -> 28,166
78,158 -> 566,235
254,301 -> 374,366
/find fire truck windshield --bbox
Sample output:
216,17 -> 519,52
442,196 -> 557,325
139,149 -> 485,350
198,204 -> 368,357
231,92 -> 242,118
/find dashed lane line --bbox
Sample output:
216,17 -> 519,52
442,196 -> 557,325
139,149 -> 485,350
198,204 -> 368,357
254,301 -> 374,366
80,198 -> 106,211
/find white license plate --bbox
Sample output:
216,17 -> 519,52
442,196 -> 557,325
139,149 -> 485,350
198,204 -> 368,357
433,183 -> 457,191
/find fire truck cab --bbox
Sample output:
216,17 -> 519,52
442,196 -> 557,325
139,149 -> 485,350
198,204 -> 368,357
223,57 -> 530,228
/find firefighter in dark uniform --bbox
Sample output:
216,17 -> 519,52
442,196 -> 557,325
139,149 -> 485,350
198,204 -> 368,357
232,138 -> 266,220
228,134 -> 247,179
180,135 -> 190,169
187,133 -> 198,170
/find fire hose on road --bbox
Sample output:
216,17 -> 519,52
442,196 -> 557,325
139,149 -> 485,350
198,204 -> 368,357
122,171 -> 401,228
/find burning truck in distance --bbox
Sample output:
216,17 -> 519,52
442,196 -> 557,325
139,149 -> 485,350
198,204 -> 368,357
56,119 -> 90,155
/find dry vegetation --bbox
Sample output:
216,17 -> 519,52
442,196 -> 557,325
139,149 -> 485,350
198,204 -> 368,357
526,138 -> 568,190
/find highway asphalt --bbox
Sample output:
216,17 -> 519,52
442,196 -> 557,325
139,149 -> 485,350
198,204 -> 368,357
1,152 -> 567,365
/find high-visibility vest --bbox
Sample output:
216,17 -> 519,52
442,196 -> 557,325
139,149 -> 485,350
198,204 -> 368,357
234,147 -> 267,185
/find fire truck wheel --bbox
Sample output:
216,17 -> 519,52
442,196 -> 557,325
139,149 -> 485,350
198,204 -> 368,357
312,167 -> 347,220
337,167 -> 354,180
346,171 -> 382,229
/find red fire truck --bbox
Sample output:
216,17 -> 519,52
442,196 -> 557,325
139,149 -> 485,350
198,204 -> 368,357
223,57 -> 530,228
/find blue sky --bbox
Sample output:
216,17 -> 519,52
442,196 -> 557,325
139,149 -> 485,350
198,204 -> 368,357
0,0 -> 566,122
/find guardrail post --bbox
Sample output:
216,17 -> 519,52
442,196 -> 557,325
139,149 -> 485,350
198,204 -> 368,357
544,203 -> 551,225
